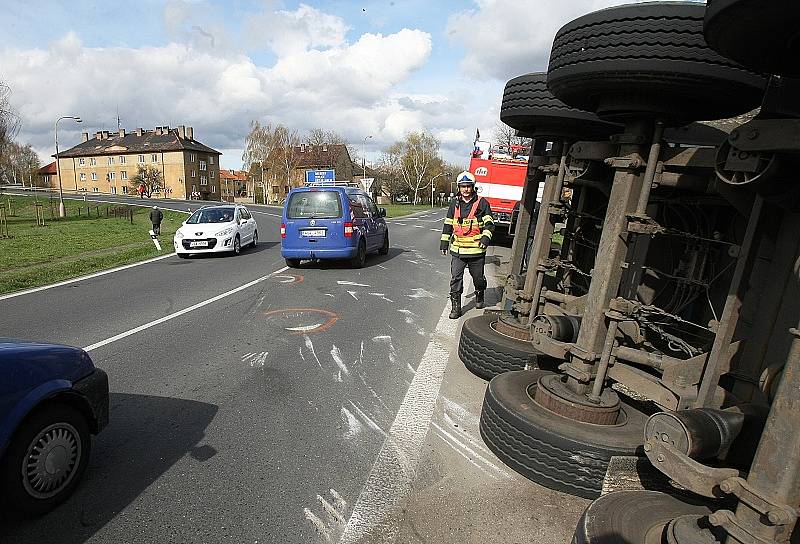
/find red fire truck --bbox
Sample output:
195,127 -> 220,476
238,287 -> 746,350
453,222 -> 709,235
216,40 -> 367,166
469,140 -> 530,234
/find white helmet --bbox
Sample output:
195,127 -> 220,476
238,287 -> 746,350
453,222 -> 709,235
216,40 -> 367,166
456,171 -> 476,186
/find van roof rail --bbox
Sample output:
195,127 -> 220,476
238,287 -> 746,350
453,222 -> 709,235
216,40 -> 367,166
304,180 -> 359,187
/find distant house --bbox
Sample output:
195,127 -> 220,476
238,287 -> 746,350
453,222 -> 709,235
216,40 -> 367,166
219,169 -> 248,202
37,161 -> 56,188
52,125 -> 222,200
264,143 -> 354,203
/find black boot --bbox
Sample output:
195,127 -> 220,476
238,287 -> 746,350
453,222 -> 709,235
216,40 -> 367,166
475,290 -> 485,309
449,295 -> 461,319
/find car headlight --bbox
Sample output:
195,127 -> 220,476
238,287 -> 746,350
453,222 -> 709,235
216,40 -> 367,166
215,227 -> 234,238
175,231 -> 184,239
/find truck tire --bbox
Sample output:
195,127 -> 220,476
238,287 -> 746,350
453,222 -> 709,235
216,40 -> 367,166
480,370 -> 648,499
704,0 -> 800,77
547,2 -> 767,123
572,490 -> 713,544
458,314 -> 541,380
500,72 -> 621,140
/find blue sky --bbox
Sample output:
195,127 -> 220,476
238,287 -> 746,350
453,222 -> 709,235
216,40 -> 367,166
1,0 -> 645,170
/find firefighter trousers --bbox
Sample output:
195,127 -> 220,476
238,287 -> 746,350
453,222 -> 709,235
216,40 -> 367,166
450,254 -> 487,296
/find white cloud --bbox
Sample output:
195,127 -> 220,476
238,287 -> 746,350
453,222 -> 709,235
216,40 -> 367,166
447,0 -> 651,81
245,3 -> 350,56
1,9 -> 434,170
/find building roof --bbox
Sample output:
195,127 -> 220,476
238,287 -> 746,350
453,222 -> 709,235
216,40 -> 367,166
37,161 -> 57,175
219,169 -> 247,182
56,127 -> 221,158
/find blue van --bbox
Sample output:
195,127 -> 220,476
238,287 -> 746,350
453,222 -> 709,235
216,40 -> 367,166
281,184 -> 389,268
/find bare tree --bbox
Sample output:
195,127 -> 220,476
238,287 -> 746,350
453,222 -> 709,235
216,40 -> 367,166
242,121 -> 282,202
305,128 -> 356,163
275,125 -> 302,190
384,131 -> 443,205
0,82 -> 21,164
0,141 -> 40,185
129,164 -> 164,197
492,122 -> 528,149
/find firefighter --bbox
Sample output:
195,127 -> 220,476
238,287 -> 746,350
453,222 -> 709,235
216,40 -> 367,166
440,171 -> 495,319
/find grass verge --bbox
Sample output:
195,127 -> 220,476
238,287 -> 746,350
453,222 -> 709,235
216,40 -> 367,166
381,204 -> 444,218
0,195 -> 188,294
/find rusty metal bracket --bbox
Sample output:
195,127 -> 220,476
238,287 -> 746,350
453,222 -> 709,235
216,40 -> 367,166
604,155 -> 645,170
707,509 -> 778,544
539,164 -> 561,174
512,301 -> 532,315
548,202 -> 567,216
719,477 -> 799,529
569,141 -> 618,161
644,439 -> 739,498
729,119 -> 800,154
529,332 -> 571,360
626,213 -> 666,235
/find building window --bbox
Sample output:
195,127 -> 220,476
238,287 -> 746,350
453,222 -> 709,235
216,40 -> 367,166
79,158 -> 85,166
107,157 -> 114,165
151,154 -> 158,163
138,155 -> 145,163
111,186 -> 117,194
191,170 -> 196,178
122,186 -> 128,194
79,173 -> 86,181
121,171 -> 128,180
119,156 -> 126,164
189,153 -> 196,162
192,184 -> 197,192
210,170 -> 215,179
211,185 -> 216,194
92,187 -> 99,192
200,176 -> 208,186
91,172 -> 97,181
209,156 -> 215,165
200,160 -> 207,171
108,172 -> 116,181
90,158 -> 97,166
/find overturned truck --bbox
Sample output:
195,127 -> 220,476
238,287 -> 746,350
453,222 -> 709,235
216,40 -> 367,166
458,1 -> 800,542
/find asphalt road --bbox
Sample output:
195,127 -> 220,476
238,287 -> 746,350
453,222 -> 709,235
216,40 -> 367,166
0,195 -> 453,544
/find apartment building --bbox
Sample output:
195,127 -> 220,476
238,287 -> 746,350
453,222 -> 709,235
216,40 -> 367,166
53,125 -> 222,200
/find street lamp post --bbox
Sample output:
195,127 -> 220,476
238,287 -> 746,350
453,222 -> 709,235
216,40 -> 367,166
362,135 -> 373,195
55,115 -> 82,218
430,171 -> 446,208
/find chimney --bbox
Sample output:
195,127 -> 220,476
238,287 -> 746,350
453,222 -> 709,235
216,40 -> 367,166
118,128 -> 125,138
95,131 -> 102,140
322,145 -> 327,152
82,132 -> 89,142
135,127 -> 143,137
178,125 -> 186,139
301,143 -> 306,153
154,126 -> 161,136
186,126 -> 193,140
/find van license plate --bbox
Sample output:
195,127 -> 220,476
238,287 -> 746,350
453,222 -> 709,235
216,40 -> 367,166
189,241 -> 209,247
302,229 -> 326,237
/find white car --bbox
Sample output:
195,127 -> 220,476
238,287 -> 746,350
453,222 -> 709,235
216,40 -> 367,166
174,205 -> 258,257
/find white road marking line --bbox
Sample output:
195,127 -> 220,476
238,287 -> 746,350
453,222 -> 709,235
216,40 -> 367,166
339,302 -> 458,543
412,225 -> 424,229
347,291 -> 359,301
249,210 -> 282,217
0,253 -> 177,302
286,323 -> 324,332
83,266 -> 288,351
431,421 -> 511,479
337,281 -> 370,287
429,228 -> 440,232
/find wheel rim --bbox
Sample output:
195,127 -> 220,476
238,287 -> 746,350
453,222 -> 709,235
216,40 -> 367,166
22,422 -> 82,499
234,237 -> 240,253
253,232 -> 258,246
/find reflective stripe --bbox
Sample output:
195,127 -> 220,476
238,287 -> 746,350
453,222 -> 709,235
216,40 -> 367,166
482,230 -> 492,239
444,217 -> 455,225
440,234 -> 450,242
481,215 -> 494,223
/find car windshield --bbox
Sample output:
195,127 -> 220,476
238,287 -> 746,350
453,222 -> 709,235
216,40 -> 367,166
186,207 -> 236,224
287,191 -> 342,219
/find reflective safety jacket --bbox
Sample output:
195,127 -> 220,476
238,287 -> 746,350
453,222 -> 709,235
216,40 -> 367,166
440,195 -> 494,256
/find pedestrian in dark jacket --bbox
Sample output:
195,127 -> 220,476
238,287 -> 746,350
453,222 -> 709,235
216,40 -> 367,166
440,171 -> 495,318
149,206 -> 164,235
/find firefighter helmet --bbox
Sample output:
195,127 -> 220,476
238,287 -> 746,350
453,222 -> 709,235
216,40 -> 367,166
456,171 -> 476,186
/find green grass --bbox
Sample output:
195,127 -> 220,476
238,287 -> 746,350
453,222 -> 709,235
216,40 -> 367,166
381,204 -> 444,218
0,195 -> 188,294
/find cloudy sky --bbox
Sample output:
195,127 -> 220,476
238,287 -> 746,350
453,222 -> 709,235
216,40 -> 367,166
2,0 -> 650,170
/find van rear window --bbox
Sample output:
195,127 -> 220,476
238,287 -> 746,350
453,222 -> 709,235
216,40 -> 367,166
287,191 -> 342,219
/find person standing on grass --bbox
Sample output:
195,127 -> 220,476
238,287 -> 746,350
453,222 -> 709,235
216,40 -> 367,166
440,171 -> 495,319
149,205 -> 163,236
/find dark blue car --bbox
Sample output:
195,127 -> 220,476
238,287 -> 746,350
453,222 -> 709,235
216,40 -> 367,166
0,340 -> 109,515
280,184 -> 389,268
